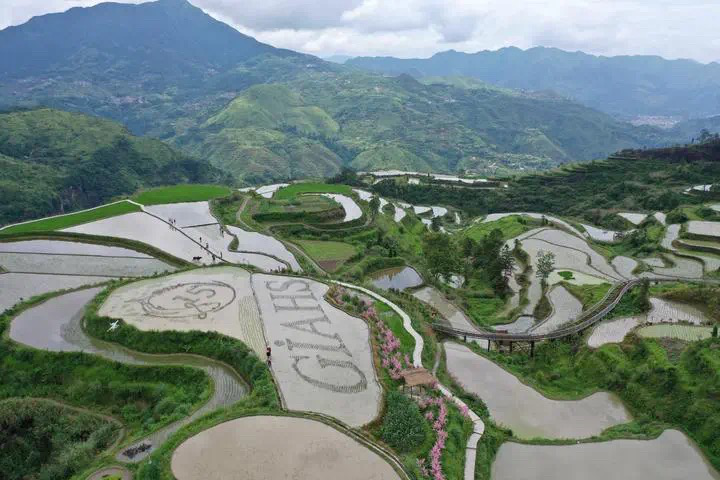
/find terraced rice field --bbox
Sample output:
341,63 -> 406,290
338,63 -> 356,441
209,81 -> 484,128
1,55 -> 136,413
587,317 -> 640,348
530,285 -> 583,335
352,189 -> 373,201
492,430 -> 719,480
445,342 -> 630,439
618,212 -> 648,225
146,201 -> 216,227
99,267 -> 267,357
295,239 -> 357,272
642,253 -> 704,279
581,223 -> 621,243
482,212 -> 584,237
227,226 -> 301,271
413,286 -> 489,348
318,193 -> 362,222
548,270 -> 608,285
0,251 -> 171,277
646,297 -> 708,325
588,297 -> 710,347
493,315 -> 534,333
171,416 -> 401,480
369,266 -> 423,291
65,212 -> 215,264
637,324 -> 713,341
688,221 -> 720,238
255,183 -> 289,198
0,272 -> 114,312
611,256 -> 638,279
188,225 -> 287,272
0,239 -> 174,277
654,212 -> 667,225
252,275 -> 382,426
9,287 -> 248,462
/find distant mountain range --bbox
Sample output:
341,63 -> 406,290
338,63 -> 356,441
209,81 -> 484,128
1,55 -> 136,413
348,47 -> 720,120
0,0 -> 713,183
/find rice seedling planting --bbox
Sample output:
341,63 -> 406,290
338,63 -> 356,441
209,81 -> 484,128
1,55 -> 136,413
133,184 -> 232,205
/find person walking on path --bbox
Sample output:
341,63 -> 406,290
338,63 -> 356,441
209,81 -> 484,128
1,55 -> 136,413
266,345 -> 272,366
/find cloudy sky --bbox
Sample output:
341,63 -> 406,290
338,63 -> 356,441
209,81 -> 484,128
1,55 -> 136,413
2,0 -> 720,62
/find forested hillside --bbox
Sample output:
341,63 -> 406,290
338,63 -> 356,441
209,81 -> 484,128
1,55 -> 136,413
373,139 -> 720,223
348,47 -> 720,120
0,109 -> 228,225
175,73 -> 667,182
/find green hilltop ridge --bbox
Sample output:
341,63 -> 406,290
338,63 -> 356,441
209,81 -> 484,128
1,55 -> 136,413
174,72 -> 669,182
0,108 -> 228,225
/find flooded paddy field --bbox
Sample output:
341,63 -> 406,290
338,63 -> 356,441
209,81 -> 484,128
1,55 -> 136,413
618,212 -> 648,225
9,287 -> 248,462
99,266 -> 267,357
171,416 -> 401,480
0,251 -> 172,277
581,223 -> 622,243
0,272 -> 114,312
0,239 -> 154,257
638,324 -> 713,341
530,285 -> 583,335
65,212 -> 216,264
492,430 -> 720,480
688,221 -> 720,239
611,256 -> 638,279
252,274 -> 382,426
369,265 -> 423,291
146,201 -> 216,227
227,225 -> 301,271
588,297 -> 711,347
445,342 -> 630,439
317,193 -> 363,222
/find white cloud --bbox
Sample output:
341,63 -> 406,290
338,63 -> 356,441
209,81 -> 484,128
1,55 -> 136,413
2,0 -> 719,62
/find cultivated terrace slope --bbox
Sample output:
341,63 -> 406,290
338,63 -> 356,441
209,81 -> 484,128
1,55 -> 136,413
174,71 -> 668,182
373,139 -> 720,222
0,108 -> 229,225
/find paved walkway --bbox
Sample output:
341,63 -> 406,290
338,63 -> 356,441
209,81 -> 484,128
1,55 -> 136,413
334,282 -> 485,480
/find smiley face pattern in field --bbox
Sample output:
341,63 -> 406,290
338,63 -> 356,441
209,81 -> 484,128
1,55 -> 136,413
252,274 -> 382,426
99,267 -> 266,357
136,282 -> 236,319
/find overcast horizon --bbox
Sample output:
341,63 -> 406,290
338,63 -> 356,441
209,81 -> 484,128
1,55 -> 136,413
2,0 -> 720,64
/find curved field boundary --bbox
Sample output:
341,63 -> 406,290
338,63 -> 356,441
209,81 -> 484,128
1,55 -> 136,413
0,232 -> 190,268
6,287 -> 249,464
0,200 -> 139,234
334,281 -> 485,480
432,277 -> 720,342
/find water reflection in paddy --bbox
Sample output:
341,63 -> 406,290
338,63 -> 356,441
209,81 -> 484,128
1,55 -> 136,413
444,342 -> 630,439
369,266 -> 423,291
492,430 -> 720,480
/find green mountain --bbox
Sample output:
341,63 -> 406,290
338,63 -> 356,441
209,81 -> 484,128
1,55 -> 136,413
0,0 -> 696,182
0,0 -> 331,135
174,72 -> 668,182
347,47 -> 720,120
0,108 -> 228,225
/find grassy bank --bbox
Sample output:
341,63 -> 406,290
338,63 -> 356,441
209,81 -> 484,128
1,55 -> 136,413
0,201 -> 141,235
133,184 -> 232,205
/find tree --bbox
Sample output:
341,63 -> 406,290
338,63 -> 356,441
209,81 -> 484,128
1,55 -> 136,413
535,250 -> 555,283
499,244 -> 516,279
369,196 -> 380,214
430,216 -> 441,231
633,279 -> 651,312
422,232 -> 459,281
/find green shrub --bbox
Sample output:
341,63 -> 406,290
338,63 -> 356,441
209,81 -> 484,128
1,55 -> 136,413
380,391 -> 427,452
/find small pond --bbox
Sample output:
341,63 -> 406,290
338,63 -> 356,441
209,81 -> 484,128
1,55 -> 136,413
369,266 -> 423,291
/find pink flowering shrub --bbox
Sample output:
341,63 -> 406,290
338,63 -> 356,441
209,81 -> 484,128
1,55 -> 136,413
415,395 -> 449,480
